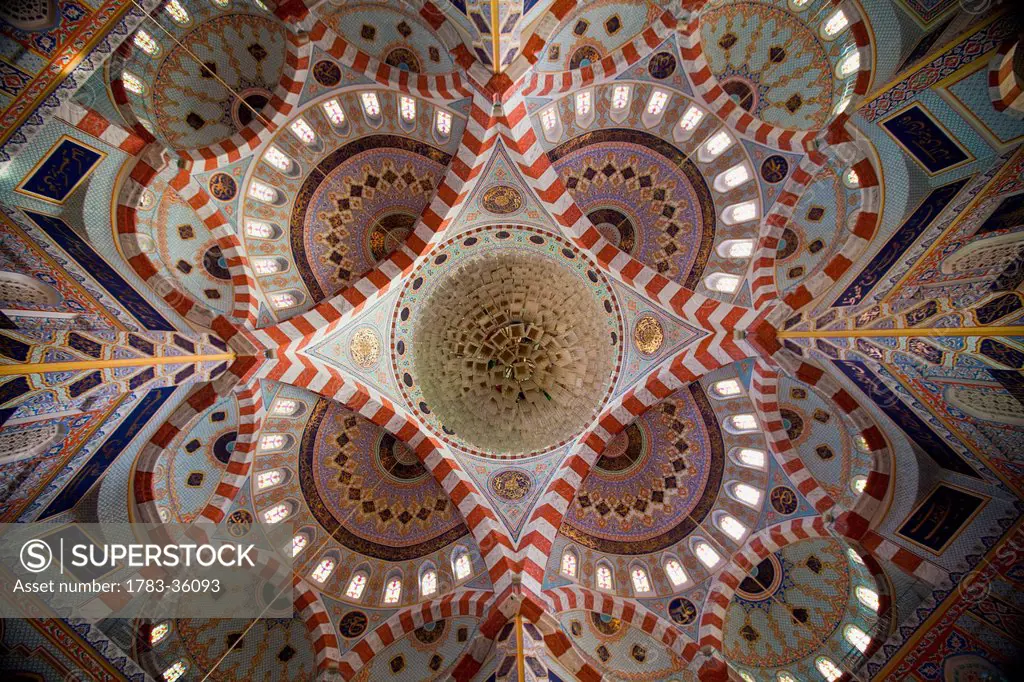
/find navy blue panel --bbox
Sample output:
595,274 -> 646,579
40,386 -> 175,519
832,179 -> 968,307
17,137 -> 103,203
523,0 -> 540,14
22,210 -> 175,331
978,192 -> 1024,235
447,0 -> 467,13
832,360 -> 980,478
881,104 -> 969,174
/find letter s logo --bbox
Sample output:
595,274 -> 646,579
20,539 -> 53,573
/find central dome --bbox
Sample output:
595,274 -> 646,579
394,227 -> 622,457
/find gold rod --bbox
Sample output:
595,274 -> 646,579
491,0 -> 502,75
778,326 -> 1024,339
515,612 -> 525,682
0,353 -> 236,376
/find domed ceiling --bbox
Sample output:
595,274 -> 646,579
3,0 -> 1021,681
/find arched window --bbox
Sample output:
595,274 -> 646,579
850,475 -> 867,494
133,29 -> 159,56
815,656 -> 842,681
322,98 -> 346,126
0,272 -> 61,306
699,130 -> 733,162
833,94 -> 852,116
717,238 -> 755,259
710,378 -> 742,398
721,200 -> 759,225
262,502 -> 292,524
311,557 -> 336,583
256,469 -> 284,490
252,0 -> 269,10
435,110 -> 453,137
560,548 -> 578,578
150,621 -> 170,644
718,514 -> 747,541
836,50 -> 861,78
854,434 -> 871,452
346,571 -> 368,599
611,85 -> 631,111
714,163 -> 751,192
630,565 -> 652,594
724,413 -> 758,433
843,167 -> 860,188
253,257 -> 287,275
855,585 -> 879,612
739,673 -> 755,682
453,550 -> 472,581
248,179 -> 278,203
694,541 -> 721,569
291,533 -> 308,557
270,291 -> 303,310
844,624 -> 871,653
540,106 -> 562,142
211,0 -> 230,8
731,447 -> 766,470
263,145 -> 293,173
705,272 -> 740,294
0,423 -> 65,464
848,548 -> 865,565
664,559 -> 687,587
271,398 -> 302,416
245,220 -> 280,239
122,71 -> 145,95
258,433 -> 291,451
777,672 -> 798,682
162,660 -> 188,682
165,0 -> 190,24
360,92 -> 381,116
730,482 -> 762,508
383,576 -> 402,604
679,105 -> 704,131
596,563 -> 613,590
289,117 -> 316,145
420,568 -> 438,597
399,96 -> 417,122
821,10 -> 849,39
575,90 -> 592,117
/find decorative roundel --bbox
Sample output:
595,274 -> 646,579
376,433 -> 428,483
338,611 -> 368,638
570,45 -> 602,69
760,155 -> 789,183
669,597 -> 697,625
482,185 -> 524,215
349,328 -> 381,368
312,59 -> 342,87
203,245 -> 232,280
647,51 -> 677,79
634,315 -> 665,355
770,486 -> 798,515
489,470 -> 532,501
385,47 -> 422,72
226,509 -> 253,536
780,408 -> 804,441
590,612 -> 624,637
776,227 -> 800,260
213,431 -> 236,465
208,172 -> 237,201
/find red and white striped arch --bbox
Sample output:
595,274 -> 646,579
989,40 -> 1024,118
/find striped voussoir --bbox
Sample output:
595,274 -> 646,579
750,150 -> 827,311
519,593 -> 603,682
54,100 -> 147,155
545,585 -> 700,663
500,0 -> 581,90
989,40 -> 1024,118
450,590 -> 523,682
496,90 -> 762,335
250,90 -> 499,353
337,590 -> 493,680
295,575 -> 343,675
255,358 -> 517,592
698,516 -> 829,651
860,529 -> 948,585
769,351 -> 894,542
749,357 -> 837,514
176,30 -> 310,171
520,10 -> 678,97
116,144 -> 261,328
766,119 -> 882,324
518,338 -> 756,601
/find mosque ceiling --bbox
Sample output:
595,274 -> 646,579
0,0 -> 1022,681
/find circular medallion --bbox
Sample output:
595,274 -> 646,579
736,554 -> 782,601
213,431 -> 237,464
570,46 -> 601,69
482,185 -> 524,215
591,612 -> 623,637
760,155 -> 789,183
489,470 -> 532,501
780,408 -> 804,441
232,87 -> 272,128
777,227 -> 800,260
208,173 -> 237,201
770,485 -> 798,515
647,51 -> 677,79
338,611 -> 368,638
588,208 -> 638,255
227,509 -> 253,537
414,620 -> 446,644
313,59 -> 342,87
634,315 -> 664,355
595,422 -> 648,475
385,47 -> 421,72
367,213 -> 415,262
376,432 -> 427,483
349,328 -> 381,368
720,76 -> 757,112
669,597 -> 697,625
